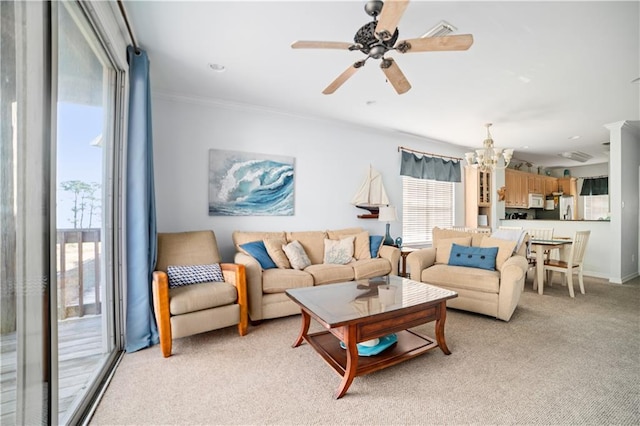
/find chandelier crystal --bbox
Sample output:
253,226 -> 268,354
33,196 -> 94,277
464,123 -> 514,172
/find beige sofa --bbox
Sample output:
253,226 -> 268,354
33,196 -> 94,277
232,227 -> 401,322
406,227 -> 529,321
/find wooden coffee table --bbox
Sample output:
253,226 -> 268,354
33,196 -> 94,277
286,275 -> 458,399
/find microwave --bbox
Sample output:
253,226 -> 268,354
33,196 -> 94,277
528,193 -> 545,209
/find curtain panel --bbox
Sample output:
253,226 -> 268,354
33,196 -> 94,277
580,177 -> 608,196
125,46 -> 159,352
400,150 -> 461,182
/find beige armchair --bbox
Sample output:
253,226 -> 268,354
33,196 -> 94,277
152,231 -> 248,357
406,227 -> 529,321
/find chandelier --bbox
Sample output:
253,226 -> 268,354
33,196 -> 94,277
464,123 -> 514,172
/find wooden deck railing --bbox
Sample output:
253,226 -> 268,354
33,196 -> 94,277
57,228 -> 101,319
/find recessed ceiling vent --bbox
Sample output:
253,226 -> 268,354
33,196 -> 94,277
558,151 -> 593,163
421,21 -> 457,38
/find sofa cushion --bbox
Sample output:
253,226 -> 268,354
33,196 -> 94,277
351,258 -> 392,280
233,231 -> 286,253
435,237 -> 472,264
286,231 -> 327,264
262,268 -> 314,293
480,237 -> 517,271
263,237 -> 291,269
305,264 -> 355,285
448,244 -> 498,271
327,229 -> 371,260
239,241 -> 277,270
420,264 -> 500,293
324,237 -> 355,265
169,281 -> 238,315
166,264 -> 225,288
282,240 -> 312,270
369,235 -> 384,258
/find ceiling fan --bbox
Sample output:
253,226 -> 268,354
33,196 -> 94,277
291,0 -> 473,95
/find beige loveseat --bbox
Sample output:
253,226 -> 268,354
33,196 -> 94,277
406,227 -> 529,321
232,228 -> 401,322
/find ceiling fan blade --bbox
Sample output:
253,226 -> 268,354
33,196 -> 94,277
291,40 -> 358,50
380,58 -> 411,94
375,0 -> 410,41
323,62 -> 363,94
395,34 -> 474,53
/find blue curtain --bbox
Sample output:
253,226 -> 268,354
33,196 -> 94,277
125,46 -> 159,352
400,150 -> 462,182
580,177 -> 608,196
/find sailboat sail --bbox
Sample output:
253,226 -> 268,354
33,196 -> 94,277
351,166 -> 389,210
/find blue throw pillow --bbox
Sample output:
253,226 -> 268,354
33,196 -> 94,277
240,240 -> 277,269
369,235 -> 384,258
448,243 -> 498,271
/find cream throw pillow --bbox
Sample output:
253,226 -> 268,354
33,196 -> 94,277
327,230 -> 371,260
323,236 -> 355,265
480,237 -> 517,271
282,240 -> 311,270
263,237 -> 290,269
435,237 -> 472,264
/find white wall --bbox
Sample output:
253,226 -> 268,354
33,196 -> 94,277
606,120 -> 640,283
152,93 -> 468,261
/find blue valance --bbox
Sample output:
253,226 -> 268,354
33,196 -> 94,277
400,150 -> 461,183
580,177 -> 608,196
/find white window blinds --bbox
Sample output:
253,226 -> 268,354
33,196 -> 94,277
402,176 -> 454,246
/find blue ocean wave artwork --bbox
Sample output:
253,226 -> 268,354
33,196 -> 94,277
209,150 -> 294,216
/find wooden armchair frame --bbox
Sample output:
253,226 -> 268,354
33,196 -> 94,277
152,263 -> 248,358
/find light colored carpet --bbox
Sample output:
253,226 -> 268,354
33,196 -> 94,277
91,276 -> 640,425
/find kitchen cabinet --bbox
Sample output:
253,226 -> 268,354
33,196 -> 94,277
557,177 -> 577,196
505,169 -> 528,208
544,177 -> 559,195
527,175 -> 544,194
464,166 -> 491,228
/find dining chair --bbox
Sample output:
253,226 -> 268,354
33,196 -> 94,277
525,227 -> 554,279
543,230 -> 591,298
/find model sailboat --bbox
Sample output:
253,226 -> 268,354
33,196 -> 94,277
351,165 -> 389,218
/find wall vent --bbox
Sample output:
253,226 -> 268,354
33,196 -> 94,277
421,21 -> 457,38
558,151 -> 593,162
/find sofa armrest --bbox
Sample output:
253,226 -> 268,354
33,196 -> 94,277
221,263 -> 248,336
152,271 -> 172,357
234,252 -> 263,321
497,255 -> 529,321
406,248 -> 437,281
378,245 -> 401,275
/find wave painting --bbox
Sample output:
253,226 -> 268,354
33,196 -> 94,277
208,149 -> 294,216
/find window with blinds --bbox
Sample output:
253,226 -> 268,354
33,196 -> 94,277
402,176 -> 455,246
583,194 -> 609,220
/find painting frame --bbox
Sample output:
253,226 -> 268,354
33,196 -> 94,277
208,149 -> 295,216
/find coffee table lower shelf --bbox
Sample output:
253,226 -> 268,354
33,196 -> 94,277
305,329 -> 438,378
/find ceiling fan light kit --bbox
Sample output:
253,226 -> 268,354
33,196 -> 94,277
291,0 -> 473,94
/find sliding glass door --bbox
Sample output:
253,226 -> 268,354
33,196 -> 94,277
54,2 -> 122,423
0,1 -> 124,423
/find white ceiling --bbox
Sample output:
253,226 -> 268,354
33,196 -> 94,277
123,1 -> 639,168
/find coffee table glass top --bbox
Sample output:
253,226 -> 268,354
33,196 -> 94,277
286,275 -> 457,327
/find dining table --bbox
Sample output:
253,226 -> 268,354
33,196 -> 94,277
530,238 -> 573,295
